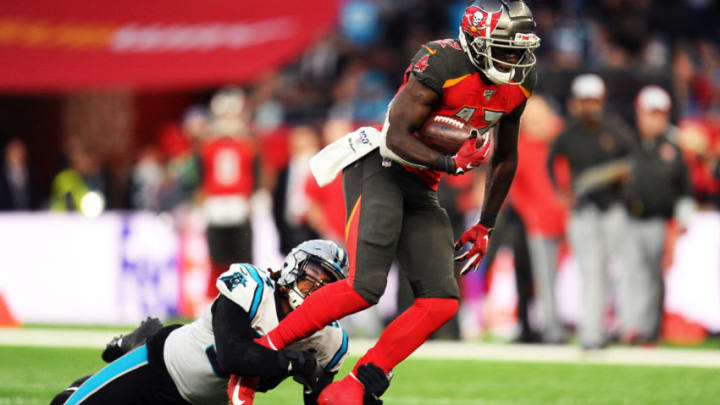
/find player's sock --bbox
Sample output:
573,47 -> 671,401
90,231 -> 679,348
318,373 -> 365,405
353,297 -> 459,373
228,375 -> 258,405
256,280 -> 370,350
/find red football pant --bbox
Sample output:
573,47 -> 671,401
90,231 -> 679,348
354,297 -> 458,374
257,279 -> 370,350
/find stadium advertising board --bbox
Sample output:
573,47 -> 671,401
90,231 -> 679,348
0,212 -> 179,324
0,0 -> 339,91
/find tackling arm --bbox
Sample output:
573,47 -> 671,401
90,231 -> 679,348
212,296 -> 290,377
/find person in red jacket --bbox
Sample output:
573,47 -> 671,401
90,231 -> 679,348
201,88 -> 258,299
509,94 -> 568,343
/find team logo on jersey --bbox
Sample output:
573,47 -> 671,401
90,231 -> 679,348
220,272 -> 247,291
463,6 -> 503,38
483,89 -> 496,101
414,54 -> 430,73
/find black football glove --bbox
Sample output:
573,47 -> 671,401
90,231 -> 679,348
280,350 -> 321,390
357,363 -> 392,405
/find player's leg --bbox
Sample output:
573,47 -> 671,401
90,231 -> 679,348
319,194 -> 459,405
63,346 -> 155,405
50,375 -> 92,405
568,205 -> 607,349
355,201 -> 459,374
636,218 -> 665,342
102,317 -> 163,363
257,151 -> 403,351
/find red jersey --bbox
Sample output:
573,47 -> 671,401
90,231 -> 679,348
395,39 -> 534,189
509,135 -> 568,237
201,135 -> 255,197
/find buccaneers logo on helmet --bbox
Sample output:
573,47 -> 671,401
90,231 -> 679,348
464,6 -> 503,38
458,0 -> 540,85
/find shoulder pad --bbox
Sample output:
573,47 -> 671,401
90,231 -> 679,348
410,39 -> 473,96
216,264 -> 275,320
519,67 -> 537,96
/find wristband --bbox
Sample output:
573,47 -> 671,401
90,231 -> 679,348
479,211 -> 497,229
432,155 -> 454,174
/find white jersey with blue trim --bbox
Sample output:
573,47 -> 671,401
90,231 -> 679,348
163,263 -> 349,405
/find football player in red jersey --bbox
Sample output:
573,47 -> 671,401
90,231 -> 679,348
238,1 -> 540,404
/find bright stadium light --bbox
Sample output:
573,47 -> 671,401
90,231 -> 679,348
80,191 -> 105,218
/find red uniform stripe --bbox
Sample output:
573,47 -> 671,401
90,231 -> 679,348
345,196 -> 362,284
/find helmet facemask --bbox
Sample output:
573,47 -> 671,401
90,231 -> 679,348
278,239 -> 349,309
286,258 -> 333,309
460,28 -> 539,85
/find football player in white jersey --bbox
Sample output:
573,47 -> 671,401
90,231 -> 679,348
52,240 -> 389,405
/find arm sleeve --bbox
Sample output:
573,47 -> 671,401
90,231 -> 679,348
303,371 -> 336,405
212,295 -> 290,378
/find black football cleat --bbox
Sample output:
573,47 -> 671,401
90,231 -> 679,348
102,317 -> 163,363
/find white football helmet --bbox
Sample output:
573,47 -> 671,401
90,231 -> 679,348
278,240 -> 349,309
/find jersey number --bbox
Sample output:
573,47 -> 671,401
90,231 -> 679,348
214,148 -> 242,186
455,107 -> 504,135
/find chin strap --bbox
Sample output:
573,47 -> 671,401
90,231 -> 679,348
288,286 -> 306,309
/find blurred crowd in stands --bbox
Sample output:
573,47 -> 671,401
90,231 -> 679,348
1,0 -> 720,345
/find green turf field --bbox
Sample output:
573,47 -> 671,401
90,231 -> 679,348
1,345 -> 718,405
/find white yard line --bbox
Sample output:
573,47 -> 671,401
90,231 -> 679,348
2,328 -> 720,368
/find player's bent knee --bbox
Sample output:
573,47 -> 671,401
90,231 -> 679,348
418,297 -> 459,323
352,275 -> 388,306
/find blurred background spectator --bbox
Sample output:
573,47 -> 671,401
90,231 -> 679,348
511,94 -> 568,344
620,85 -> 693,345
200,88 -> 257,299
548,74 -> 636,350
272,125 -> 322,254
50,137 -> 109,216
0,139 -> 38,211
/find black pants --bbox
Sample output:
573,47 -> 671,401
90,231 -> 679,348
206,222 -> 253,264
60,326 -> 188,405
342,151 -> 459,305
484,204 -> 536,337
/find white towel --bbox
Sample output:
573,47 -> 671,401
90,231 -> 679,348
309,126 -> 382,187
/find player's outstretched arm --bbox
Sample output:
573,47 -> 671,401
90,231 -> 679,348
385,75 -> 449,170
481,101 -> 525,216
454,102 -> 526,275
213,296 -> 310,379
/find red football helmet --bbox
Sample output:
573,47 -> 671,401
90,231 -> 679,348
459,0 -> 540,85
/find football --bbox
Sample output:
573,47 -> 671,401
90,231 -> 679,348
418,115 -> 478,155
